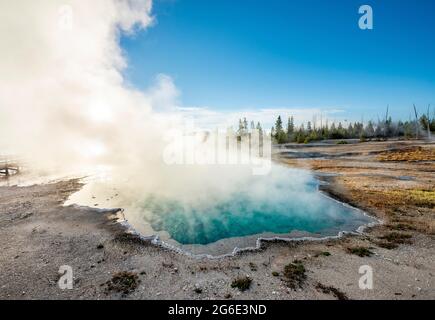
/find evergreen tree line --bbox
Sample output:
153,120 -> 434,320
235,109 -> 435,144
237,118 -> 263,136
271,113 -> 435,144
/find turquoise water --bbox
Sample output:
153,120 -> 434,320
139,172 -> 372,245
66,166 -> 373,246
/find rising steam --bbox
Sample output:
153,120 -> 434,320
0,0 -> 164,169
0,0 -> 268,199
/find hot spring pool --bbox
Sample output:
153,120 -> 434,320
65,166 -> 375,255
141,189 -> 370,245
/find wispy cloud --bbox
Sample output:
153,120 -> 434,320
176,106 -> 346,129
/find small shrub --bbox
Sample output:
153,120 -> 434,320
387,223 -> 415,231
292,259 -> 303,264
105,271 -> 139,294
316,283 -> 348,300
231,276 -> 252,292
272,271 -> 279,277
194,287 -> 202,294
297,135 -> 305,144
379,232 -> 412,244
113,232 -> 149,245
336,140 -> 348,145
314,251 -> 331,257
375,241 -> 398,250
283,261 -> 306,289
346,246 -> 373,257
249,262 -> 257,271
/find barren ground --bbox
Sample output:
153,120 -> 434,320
0,140 -> 434,300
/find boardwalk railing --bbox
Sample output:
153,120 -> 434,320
0,155 -> 21,176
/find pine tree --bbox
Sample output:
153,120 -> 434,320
238,119 -> 244,135
348,123 -> 354,138
243,117 -> 248,131
287,116 -> 294,135
365,121 -> 375,138
275,115 -> 287,143
275,116 -> 283,132
307,121 -> 312,133
255,121 -> 262,135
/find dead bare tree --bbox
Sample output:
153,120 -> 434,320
385,104 -> 389,138
413,104 -> 419,139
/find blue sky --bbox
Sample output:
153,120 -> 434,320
121,0 -> 435,125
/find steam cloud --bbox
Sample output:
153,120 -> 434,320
0,0 -> 271,201
0,0 -> 161,168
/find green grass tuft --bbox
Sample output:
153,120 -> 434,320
346,246 -> 373,257
231,276 -> 252,292
283,261 -> 306,289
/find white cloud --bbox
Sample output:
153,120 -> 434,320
176,106 -> 346,129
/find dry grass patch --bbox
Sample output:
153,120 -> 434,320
367,189 -> 435,211
377,146 -> 435,162
374,240 -> 398,250
379,232 -> 412,245
385,189 -> 435,208
386,223 -> 416,231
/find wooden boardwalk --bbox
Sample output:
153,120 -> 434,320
0,156 -> 20,176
